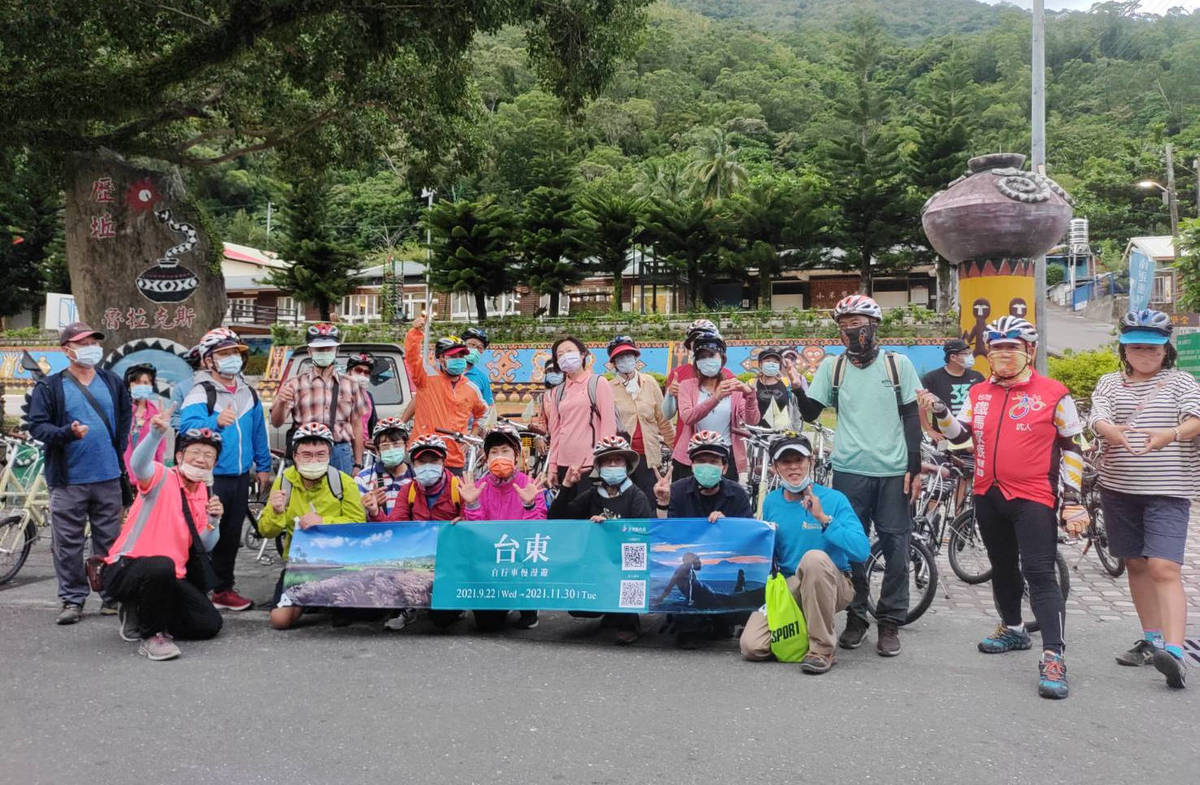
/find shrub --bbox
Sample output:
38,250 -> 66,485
1049,348 -> 1120,402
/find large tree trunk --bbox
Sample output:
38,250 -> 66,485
548,289 -> 560,317
858,246 -> 872,295
474,290 -> 488,322
64,150 -> 226,360
936,257 -> 953,312
759,262 -> 773,311
610,273 -> 622,315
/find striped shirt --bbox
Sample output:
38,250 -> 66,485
1089,369 -> 1200,498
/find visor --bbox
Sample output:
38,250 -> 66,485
442,346 -> 470,358
609,344 -> 639,358
1118,329 -> 1169,346
307,338 -> 340,348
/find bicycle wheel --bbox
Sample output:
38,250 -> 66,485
865,537 -> 938,625
948,509 -> 993,584
997,551 -> 1070,634
1089,505 -> 1125,578
0,516 -> 36,585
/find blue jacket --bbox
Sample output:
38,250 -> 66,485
466,363 -> 494,406
762,484 -> 870,573
179,370 -> 271,477
26,368 -> 131,488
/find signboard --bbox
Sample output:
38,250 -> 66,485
1175,331 -> 1200,383
43,293 -> 77,331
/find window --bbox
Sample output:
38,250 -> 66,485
339,294 -> 380,323
277,297 -> 302,324
450,291 -> 519,320
226,297 -> 255,324
293,353 -> 405,406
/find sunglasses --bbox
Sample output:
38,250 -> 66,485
984,329 -> 1027,343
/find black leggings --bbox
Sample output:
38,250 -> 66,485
104,556 -> 223,640
974,486 -> 1064,652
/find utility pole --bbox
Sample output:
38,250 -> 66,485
1194,157 -> 1199,216
1031,0 -> 1048,374
420,187 -> 435,318
1165,143 -> 1180,241
265,200 -> 273,248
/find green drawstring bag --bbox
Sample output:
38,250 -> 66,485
765,571 -> 808,662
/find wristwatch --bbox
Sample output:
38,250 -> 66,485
656,503 -> 669,511
353,463 -> 363,470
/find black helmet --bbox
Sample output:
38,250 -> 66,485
483,424 -> 522,455
346,352 -> 374,372
434,335 -> 468,359
176,427 -> 223,452
768,432 -> 812,463
123,362 -> 157,386
757,347 -> 784,362
691,331 -> 726,356
461,327 -> 490,349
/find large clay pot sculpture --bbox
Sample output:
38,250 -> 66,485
921,153 -> 1073,265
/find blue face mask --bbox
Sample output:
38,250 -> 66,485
696,357 -> 723,378
760,361 -> 781,377
466,348 -> 482,366
73,345 -> 103,367
130,384 -> 155,401
379,447 -> 406,467
782,476 -> 812,494
599,466 -> 628,486
544,372 -> 564,387
217,355 -> 243,376
445,357 -> 467,376
692,462 -> 723,488
614,356 -> 638,375
414,463 -> 444,487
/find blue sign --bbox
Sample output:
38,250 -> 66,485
1129,248 -> 1156,312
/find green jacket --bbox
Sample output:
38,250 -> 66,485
258,466 -> 366,559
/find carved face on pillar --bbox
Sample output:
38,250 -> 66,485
1009,297 -> 1028,318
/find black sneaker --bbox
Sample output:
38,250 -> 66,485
1115,639 -> 1156,667
838,614 -> 870,650
1153,648 -> 1187,689
55,602 -> 82,625
511,611 -> 539,630
876,622 -> 901,657
99,599 -> 118,616
118,602 -> 141,642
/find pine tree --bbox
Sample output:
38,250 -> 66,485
518,186 -> 583,316
267,178 -> 359,321
427,198 -> 516,322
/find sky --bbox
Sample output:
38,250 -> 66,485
985,1 -> 1200,11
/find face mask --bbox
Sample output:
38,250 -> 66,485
379,447 -> 406,467
488,456 -> 515,480
989,349 -> 1030,380
599,466 -> 628,486
311,351 -> 336,368
781,476 -> 812,494
466,348 -> 481,366
296,462 -> 329,480
130,384 -> 155,400
544,372 -> 564,387
216,355 -> 244,376
72,345 -> 103,367
179,462 -> 213,485
557,352 -> 583,374
444,357 -> 467,376
962,355 -> 976,369
841,323 -> 878,357
692,463 -> 723,488
695,357 -> 723,377
414,463 -> 444,487
760,361 -> 780,377
614,356 -> 638,375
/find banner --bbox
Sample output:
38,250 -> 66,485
1127,247 -> 1156,313
282,518 -> 775,613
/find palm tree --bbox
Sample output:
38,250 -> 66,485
686,128 -> 748,205
573,192 -> 647,314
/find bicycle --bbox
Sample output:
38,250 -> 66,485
241,451 -> 285,566
1073,443 -> 1124,578
913,442 -> 991,585
736,424 -> 787,516
435,427 -> 485,476
807,424 -> 835,487
0,436 -> 51,584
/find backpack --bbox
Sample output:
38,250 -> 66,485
829,352 -> 904,415
553,374 -> 628,444
407,475 -> 461,506
199,379 -> 259,416
280,466 -> 344,511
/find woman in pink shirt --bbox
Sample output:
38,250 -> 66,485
672,333 -> 759,481
544,336 -> 617,485
123,363 -> 165,476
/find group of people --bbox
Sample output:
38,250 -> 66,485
28,296 -> 1196,698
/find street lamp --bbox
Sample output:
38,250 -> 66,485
1138,179 -> 1179,240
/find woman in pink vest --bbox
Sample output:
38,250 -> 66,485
671,332 -> 759,482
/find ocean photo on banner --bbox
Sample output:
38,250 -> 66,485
648,519 -> 773,614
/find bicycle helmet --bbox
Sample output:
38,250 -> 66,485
346,352 -> 374,373
831,294 -> 883,322
461,326 -> 490,349
197,326 -> 248,358
123,362 -> 157,386
483,423 -> 522,454
434,335 -> 469,358
291,422 -> 335,447
183,344 -> 203,370
1118,309 -> 1172,345
371,416 -> 410,443
607,335 -> 639,359
409,434 -> 448,461
305,323 -> 341,348
983,316 -> 1038,347
176,427 -> 223,451
687,430 -> 730,461
592,435 -> 639,470
769,432 -> 812,462
684,319 -> 720,349
691,331 -> 726,356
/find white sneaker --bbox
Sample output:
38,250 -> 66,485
383,609 -> 418,631
138,633 -> 181,661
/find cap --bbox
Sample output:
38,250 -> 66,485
59,322 -> 104,346
943,338 -> 970,354
770,435 -> 812,463
1118,329 -> 1170,346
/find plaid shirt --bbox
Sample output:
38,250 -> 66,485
279,366 -> 369,445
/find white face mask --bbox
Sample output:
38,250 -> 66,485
311,351 -> 336,368
614,355 -> 638,375
557,352 -> 583,374
962,354 -> 976,369
296,462 -> 329,480
179,462 -> 213,485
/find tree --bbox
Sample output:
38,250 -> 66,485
427,198 -> 516,322
1176,218 -> 1200,314
642,197 -> 722,309
518,186 -> 584,317
687,128 -> 748,204
268,178 -> 359,321
574,191 -> 646,314
0,150 -> 64,324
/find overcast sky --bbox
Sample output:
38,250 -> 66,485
985,1 -> 1200,11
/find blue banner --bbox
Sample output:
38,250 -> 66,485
1128,248 -> 1156,312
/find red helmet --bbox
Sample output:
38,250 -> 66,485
831,295 -> 883,322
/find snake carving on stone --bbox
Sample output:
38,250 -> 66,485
136,208 -> 200,303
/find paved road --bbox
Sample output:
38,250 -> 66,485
1044,304 -> 1116,356
3,536 -> 1198,785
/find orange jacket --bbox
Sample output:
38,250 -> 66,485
404,328 -> 487,468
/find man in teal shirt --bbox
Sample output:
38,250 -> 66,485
739,434 -> 869,674
792,295 -> 923,658
462,326 -> 495,408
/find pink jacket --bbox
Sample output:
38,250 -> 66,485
544,370 -> 617,474
672,377 -> 760,471
463,471 -> 548,521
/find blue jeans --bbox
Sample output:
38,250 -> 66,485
330,442 -> 354,475
832,472 -> 912,626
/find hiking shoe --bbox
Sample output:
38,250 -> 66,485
1038,652 -> 1069,699
211,589 -> 252,611
876,622 -> 901,657
511,611 -> 539,630
56,602 -> 82,625
99,599 -> 118,616
838,614 -> 870,650
138,633 -> 181,661
1153,648 -> 1187,690
1115,639 -> 1156,667
383,609 -> 419,631
979,624 -> 1033,654
800,652 -> 835,674
118,603 -> 141,642
614,617 -> 641,645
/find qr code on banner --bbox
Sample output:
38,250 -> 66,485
621,542 -> 647,571
619,580 -> 647,609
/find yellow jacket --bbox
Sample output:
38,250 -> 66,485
257,465 -> 366,559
